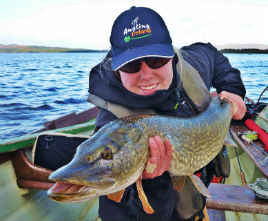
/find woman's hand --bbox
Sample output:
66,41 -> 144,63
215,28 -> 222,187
211,91 -> 246,120
142,136 -> 172,179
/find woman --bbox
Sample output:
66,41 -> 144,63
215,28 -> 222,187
88,6 -> 246,221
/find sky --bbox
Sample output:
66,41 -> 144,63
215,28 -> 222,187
0,0 -> 267,49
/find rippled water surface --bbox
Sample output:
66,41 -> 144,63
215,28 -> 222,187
0,53 -> 267,140
0,53 -> 105,139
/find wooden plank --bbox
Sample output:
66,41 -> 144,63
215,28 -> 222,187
0,119 -> 95,154
75,107 -> 99,124
37,107 -> 98,133
230,126 -> 268,178
207,183 -> 268,214
44,112 -> 76,128
255,105 -> 268,132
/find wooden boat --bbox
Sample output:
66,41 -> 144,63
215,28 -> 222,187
0,102 -> 268,221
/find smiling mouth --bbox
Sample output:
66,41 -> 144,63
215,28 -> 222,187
140,84 -> 158,90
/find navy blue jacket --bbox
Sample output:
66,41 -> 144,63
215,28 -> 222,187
88,42 -> 246,221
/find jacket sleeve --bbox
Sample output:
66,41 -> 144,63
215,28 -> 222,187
181,42 -> 246,99
210,43 -> 246,98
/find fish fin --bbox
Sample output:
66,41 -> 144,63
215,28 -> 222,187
121,114 -> 153,123
189,175 -> 211,199
224,130 -> 238,147
107,189 -> 125,202
171,176 -> 186,191
136,177 -> 154,214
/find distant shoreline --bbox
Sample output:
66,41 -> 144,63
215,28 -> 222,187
0,48 -> 109,53
220,48 -> 268,54
0,44 -> 108,53
0,44 -> 267,53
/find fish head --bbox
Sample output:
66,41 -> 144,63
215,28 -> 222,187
48,119 -> 148,202
210,96 -> 233,118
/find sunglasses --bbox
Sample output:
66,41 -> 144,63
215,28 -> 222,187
118,57 -> 171,73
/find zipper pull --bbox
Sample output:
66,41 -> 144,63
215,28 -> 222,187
45,135 -> 53,149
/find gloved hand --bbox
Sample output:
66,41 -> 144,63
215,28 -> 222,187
142,136 -> 172,179
211,91 -> 246,120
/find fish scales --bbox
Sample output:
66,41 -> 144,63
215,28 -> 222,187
48,97 -> 232,205
134,102 -> 231,175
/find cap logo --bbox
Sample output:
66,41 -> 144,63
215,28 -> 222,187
123,17 -> 152,43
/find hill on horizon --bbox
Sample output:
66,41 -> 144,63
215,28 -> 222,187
215,43 -> 268,50
0,43 -> 267,53
0,43 -> 108,53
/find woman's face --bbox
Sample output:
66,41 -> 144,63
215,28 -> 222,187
119,58 -> 173,96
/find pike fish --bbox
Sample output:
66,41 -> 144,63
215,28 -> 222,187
47,97 -> 234,214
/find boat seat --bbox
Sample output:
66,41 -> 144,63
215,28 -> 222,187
11,132 -> 88,190
11,149 -> 54,190
207,183 -> 268,215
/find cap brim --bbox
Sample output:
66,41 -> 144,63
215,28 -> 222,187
112,44 -> 174,71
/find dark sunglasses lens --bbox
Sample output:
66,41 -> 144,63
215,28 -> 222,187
119,57 -> 171,73
119,60 -> 141,73
145,57 -> 171,69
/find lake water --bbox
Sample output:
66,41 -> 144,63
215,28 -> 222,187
0,53 -> 267,140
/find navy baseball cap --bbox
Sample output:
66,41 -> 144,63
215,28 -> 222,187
110,6 -> 174,71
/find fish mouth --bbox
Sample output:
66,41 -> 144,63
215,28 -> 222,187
48,164 -> 115,187
48,181 -> 98,202
48,168 -> 115,202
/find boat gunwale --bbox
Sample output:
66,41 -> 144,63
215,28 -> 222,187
0,107 -> 98,154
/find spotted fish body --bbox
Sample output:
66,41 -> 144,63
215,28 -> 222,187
48,97 -> 232,211
135,98 -> 231,176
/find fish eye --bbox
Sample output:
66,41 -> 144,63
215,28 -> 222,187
220,100 -> 226,106
86,155 -> 93,162
101,149 -> 113,160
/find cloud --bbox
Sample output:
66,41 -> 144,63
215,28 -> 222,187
0,0 -> 267,48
